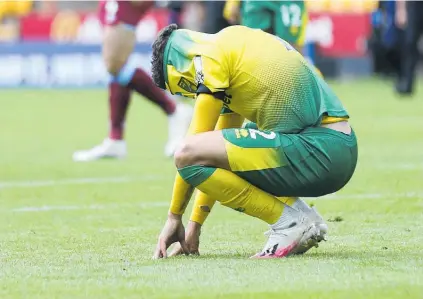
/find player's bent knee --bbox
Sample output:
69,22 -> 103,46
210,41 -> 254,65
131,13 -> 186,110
174,133 -> 229,170
173,146 -> 186,169
174,139 -> 197,169
174,135 -> 214,169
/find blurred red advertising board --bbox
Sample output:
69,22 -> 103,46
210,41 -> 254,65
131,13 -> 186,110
308,12 -> 371,57
19,9 -> 371,57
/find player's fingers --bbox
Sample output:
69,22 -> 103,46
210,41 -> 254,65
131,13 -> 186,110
179,239 -> 190,256
159,239 -> 168,259
152,244 -> 163,260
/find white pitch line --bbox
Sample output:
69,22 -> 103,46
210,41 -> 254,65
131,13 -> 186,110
10,202 -> 169,213
317,192 -> 423,201
376,163 -> 423,170
13,205 -> 81,212
4,192 -> 423,214
0,175 -> 163,190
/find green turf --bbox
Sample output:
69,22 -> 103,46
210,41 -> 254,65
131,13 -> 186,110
0,78 -> 422,299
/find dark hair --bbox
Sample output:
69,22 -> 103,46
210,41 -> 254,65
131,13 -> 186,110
151,23 -> 178,89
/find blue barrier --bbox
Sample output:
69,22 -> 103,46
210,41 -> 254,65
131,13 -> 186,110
0,42 -> 152,88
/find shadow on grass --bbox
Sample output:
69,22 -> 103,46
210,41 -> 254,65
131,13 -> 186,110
160,248 -> 415,261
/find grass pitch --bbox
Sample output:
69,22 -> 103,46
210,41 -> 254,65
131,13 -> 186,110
0,78 -> 422,299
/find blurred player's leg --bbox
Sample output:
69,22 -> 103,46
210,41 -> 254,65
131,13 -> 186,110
73,1 -> 192,162
72,22 -> 135,162
203,1 -> 230,34
396,1 -> 423,95
103,24 -> 192,157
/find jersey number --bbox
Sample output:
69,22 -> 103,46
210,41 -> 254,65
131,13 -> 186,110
280,4 -> 302,27
235,129 -> 276,140
248,129 -> 276,140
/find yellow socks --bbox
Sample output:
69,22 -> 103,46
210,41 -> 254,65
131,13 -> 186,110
179,165 -> 286,224
196,169 -> 283,224
190,192 -> 216,225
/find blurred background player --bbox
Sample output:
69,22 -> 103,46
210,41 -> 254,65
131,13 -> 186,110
203,1 -> 230,34
166,1 -> 184,27
223,0 -> 317,68
73,0 -> 192,162
395,0 -> 423,96
368,0 -> 402,79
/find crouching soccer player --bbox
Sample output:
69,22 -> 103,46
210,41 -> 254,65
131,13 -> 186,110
151,25 -> 358,259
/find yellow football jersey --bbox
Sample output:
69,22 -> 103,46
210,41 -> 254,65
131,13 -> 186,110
163,25 -> 348,133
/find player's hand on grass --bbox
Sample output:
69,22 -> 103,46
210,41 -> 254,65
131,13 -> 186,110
153,213 -> 189,259
169,220 -> 201,257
